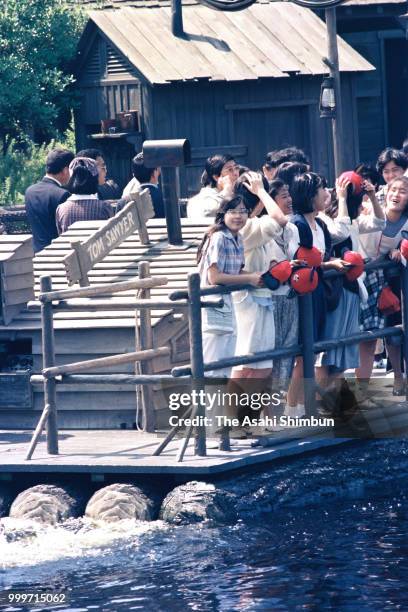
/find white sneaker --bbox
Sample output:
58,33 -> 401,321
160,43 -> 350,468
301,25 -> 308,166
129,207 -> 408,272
295,404 -> 305,418
283,404 -> 297,417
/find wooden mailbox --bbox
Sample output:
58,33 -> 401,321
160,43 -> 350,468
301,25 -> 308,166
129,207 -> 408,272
63,189 -> 154,286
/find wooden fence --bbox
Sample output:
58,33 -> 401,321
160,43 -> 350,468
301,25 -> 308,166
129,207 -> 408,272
28,258 -> 408,462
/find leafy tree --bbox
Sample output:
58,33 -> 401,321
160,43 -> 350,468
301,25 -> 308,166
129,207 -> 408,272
0,0 -> 85,153
0,121 -> 76,205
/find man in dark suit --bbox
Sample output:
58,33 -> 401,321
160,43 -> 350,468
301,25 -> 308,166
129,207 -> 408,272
25,149 -> 74,252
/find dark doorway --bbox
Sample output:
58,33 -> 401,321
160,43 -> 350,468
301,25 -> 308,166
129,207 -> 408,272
384,37 -> 408,148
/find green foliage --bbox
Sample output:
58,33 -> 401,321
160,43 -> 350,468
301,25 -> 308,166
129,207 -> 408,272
0,0 -> 85,151
0,123 -> 76,206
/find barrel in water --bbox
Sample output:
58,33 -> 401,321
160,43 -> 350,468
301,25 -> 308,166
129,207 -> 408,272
160,481 -> 237,525
9,485 -> 79,524
85,483 -> 156,522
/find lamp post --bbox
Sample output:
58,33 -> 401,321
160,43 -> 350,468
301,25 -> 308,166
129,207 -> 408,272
323,7 -> 346,176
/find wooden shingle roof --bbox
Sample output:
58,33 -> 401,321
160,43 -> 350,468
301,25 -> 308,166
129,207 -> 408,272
74,0 -> 406,7
83,2 -> 373,84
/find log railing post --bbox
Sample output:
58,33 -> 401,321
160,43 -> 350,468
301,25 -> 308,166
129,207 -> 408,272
177,272 -> 206,461
138,261 -> 155,432
40,276 -> 58,454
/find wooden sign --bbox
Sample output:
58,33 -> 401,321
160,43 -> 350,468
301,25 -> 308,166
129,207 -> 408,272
63,189 -> 154,286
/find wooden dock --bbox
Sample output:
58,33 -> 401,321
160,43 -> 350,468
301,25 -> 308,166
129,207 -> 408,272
1,396 -> 407,477
0,428 -> 351,476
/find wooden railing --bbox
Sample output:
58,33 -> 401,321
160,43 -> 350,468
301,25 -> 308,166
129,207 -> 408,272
28,258 -> 408,462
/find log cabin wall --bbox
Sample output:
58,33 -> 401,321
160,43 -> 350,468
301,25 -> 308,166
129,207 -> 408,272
149,74 -> 361,195
335,1 -> 408,162
75,48 -> 362,194
74,30 -> 145,190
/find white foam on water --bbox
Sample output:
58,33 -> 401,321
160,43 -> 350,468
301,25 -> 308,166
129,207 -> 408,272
0,517 -> 168,586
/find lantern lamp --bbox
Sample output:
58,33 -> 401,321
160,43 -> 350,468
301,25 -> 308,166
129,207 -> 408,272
319,76 -> 336,118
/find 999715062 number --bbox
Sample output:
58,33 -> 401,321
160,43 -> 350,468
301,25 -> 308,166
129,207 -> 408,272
0,592 -> 68,605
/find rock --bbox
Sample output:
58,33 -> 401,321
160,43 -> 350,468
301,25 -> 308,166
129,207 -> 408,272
160,481 -> 237,525
85,483 -> 156,522
9,485 -> 78,524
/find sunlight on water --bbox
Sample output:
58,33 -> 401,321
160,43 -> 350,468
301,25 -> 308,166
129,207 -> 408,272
0,517 -> 168,584
1,441 -> 408,610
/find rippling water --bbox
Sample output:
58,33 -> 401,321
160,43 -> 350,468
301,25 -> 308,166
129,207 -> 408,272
1,440 -> 408,611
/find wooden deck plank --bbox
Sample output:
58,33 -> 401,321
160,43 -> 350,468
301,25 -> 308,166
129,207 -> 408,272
0,399 -> 406,474
0,428 -> 351,475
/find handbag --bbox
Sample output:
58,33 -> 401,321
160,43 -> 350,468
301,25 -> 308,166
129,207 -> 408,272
198,234 -> 235,334
377,286 -> 400,315
201,298 -> 234,334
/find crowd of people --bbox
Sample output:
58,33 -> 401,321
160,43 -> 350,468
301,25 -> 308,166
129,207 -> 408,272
187,144 -> 408,436
23,138 -> 408,436
25,148 -> 164,253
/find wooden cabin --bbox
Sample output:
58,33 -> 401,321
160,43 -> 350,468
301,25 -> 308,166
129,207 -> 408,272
73,0 -> 374,193
335,0 -> 408,159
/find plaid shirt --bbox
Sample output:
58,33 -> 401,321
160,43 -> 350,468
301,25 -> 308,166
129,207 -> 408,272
56,195 -> 113,234
199,228 -> 244,287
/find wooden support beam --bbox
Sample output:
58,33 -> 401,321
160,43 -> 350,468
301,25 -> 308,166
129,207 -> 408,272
40,276 -> 58,455
39,276 -> 168,302
138,261 -> 155,433
31,374 -> 191,385
42,346 -> 170,379
28,298 -> 223,312
177,272 -> 206,462
26,404 -> 50,460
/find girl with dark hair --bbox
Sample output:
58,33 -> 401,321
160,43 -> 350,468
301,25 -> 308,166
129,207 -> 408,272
284,172 -> 350,416
266,180 -> 301,394
229,173 -> 287,382
358,176 -> 408,395
187,155 -> 239,218
376,148 -> 408,208
198,195 -> 262,379
355,163 -> 381,191
274,162 -> 309,194
56,157 -> 113,234
269,179 -> 293,215
315,174 -> 385,395
227,173 -> 291,432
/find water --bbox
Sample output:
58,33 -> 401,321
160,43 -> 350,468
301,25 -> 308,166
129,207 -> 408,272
1,440 -> 408,611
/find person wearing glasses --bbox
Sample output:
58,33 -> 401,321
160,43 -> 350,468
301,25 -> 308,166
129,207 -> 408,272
197,195 -> 264,439
187,154 -> 240,219
197,195 -> 264,375
230,172 -> 289,433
